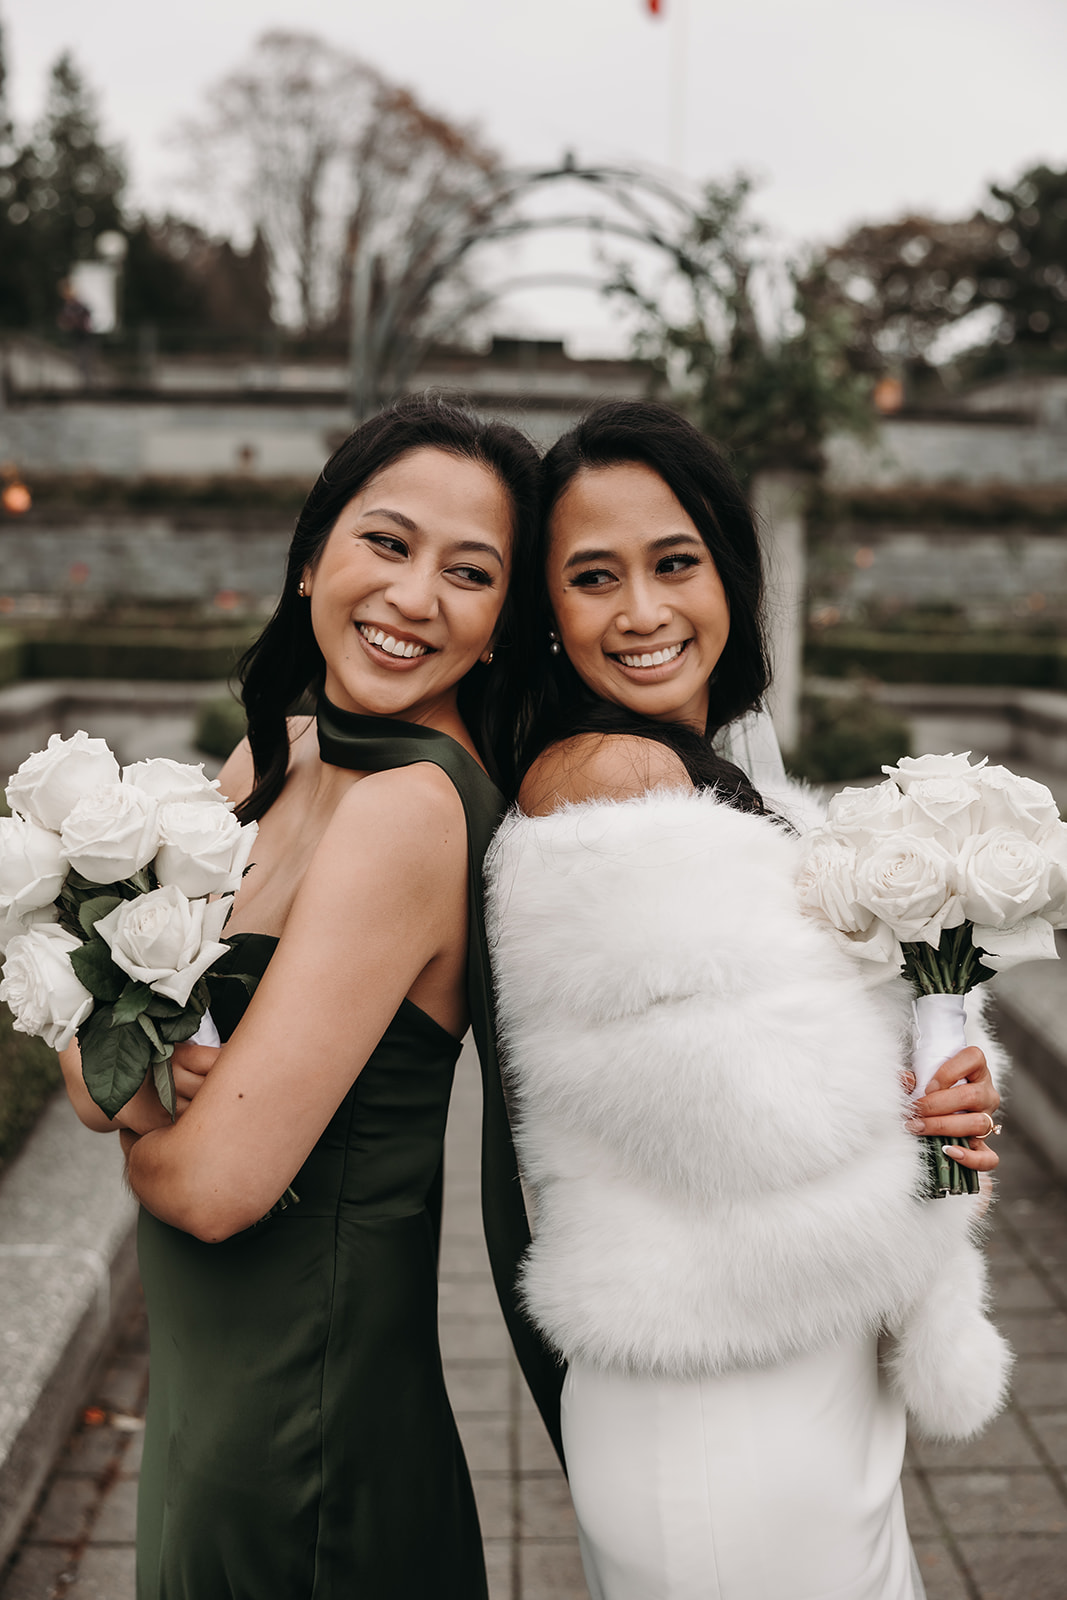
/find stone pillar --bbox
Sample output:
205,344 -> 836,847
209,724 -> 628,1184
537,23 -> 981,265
750,469 -> 808,758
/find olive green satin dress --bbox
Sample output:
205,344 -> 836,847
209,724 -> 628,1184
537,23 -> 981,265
135,703 -> 563,1600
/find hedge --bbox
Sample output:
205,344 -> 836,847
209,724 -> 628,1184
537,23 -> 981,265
195,695 -> 248,760
15,627 -> 257,682
0,631 -> 23,690
806,631 -> 1067,688
787,692 -> 912,784
0,1008 -> 62,1177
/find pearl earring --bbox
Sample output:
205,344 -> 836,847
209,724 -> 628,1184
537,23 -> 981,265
481,649 -> 494,665
298,579 -> 307,598
549,630 -> 561,657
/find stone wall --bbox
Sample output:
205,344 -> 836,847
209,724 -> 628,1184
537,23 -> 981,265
808,519 -> 1067,626
0,512 -> 290,602
825,413 -> 1067,488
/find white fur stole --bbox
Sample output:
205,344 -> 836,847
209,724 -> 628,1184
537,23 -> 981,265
486,786 -> 1012,1441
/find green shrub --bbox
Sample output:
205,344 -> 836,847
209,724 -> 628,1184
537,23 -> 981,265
22,627 -> 257,682
195,695 -> 248,761
787,692 -> 912,784
806,630 -> 1067,688
0,1008 -> 62,1175
0,631 -> 23,689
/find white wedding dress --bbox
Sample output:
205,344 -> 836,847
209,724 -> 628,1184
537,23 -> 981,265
562,1335 -> 924,1600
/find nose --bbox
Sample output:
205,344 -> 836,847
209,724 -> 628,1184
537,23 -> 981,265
617,577 -> 671,636
383,558 -> 440,623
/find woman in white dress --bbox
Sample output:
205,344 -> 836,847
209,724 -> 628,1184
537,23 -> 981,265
485,400 -> 1009,1600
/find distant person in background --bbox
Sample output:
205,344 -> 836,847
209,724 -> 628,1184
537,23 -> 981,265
55,279 -> 93,382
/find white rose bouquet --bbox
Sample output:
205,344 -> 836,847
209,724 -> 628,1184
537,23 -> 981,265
0,733 -> 260,1123
797,752 -> 1067,1197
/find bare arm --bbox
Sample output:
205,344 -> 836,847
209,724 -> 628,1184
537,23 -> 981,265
126,765 -> 468,1241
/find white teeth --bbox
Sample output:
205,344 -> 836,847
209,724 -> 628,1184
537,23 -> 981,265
359,625 -> 428,659
617,642 -> 686,669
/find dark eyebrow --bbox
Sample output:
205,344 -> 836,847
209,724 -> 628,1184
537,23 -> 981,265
363,507 -> 419,532
450,539 -> 505,569
562,532 -> 703,572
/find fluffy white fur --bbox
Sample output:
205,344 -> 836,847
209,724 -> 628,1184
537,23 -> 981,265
486,785 -> 1012,1441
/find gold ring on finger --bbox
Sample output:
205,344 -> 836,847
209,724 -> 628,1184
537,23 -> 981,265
978,1112 -> 1001,1139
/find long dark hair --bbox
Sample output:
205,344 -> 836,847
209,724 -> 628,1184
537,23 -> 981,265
236,393 -> 540,823
488,400 -> 771,808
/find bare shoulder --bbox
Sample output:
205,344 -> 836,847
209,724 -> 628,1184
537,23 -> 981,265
519,733 -> 693,815
325,760 -> 467,887
216,737 -> 255,809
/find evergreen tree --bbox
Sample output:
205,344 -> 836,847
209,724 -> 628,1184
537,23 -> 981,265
0,12 -> 36,327
22,51 -> 126,325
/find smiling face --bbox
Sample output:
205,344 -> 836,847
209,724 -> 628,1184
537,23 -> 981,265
303,446 -> 513,728
547,461 -> 730,732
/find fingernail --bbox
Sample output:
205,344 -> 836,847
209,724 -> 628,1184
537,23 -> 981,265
942,1145 -> 967,1160
906,1118 -> 925,1133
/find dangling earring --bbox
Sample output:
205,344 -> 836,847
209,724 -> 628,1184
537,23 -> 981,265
297,579 -> 308,598
549,629 -> 561,657
481,649 -> 494,665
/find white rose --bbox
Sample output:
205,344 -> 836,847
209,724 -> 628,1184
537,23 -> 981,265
60,785 -> 159,885
0,903 -> 59,956
826,781 -> 906,842
972,916 -> 1059,973
855,833 -> 962,947
901,775 -> 984,845
957,828 -> 1052,927
95,885 -> 231,1007
6,731 -> 120,831
154,803 -> 257,898
0,924 -> 93,1049
976,765 -> 1061,840
123,758 -> 230,809
1043,821 -> 1067,927
796,829 -> 873,934
822,916 -> 903,969
881,752 -> 985,793
0,815 -> 69,915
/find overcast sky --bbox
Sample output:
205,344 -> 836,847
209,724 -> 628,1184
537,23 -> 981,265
4,0 -> 1065,348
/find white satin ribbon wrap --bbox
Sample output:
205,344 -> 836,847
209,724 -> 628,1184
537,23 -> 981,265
190,1008 -> 221,1048
911,992 -> 967,1100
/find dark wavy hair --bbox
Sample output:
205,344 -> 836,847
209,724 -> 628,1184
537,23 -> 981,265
236,393 -> 541,823
487,400 -> 771,809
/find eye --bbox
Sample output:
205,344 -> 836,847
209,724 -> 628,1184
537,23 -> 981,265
569,567 -> 617,589
448,564 -> 494,588
362,532 -> 408,558
656,551 -> 702,576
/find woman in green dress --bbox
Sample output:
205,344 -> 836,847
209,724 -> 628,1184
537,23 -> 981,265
59,396 -> 562,1599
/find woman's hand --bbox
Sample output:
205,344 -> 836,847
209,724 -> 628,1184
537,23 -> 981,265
904,1046 -> 1000,1174
171,1043 -> 220,1116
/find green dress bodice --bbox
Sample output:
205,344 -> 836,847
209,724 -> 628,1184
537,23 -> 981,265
135,705 -> 562,1600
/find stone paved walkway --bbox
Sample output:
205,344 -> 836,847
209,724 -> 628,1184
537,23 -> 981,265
3,1048 -> 1067,1599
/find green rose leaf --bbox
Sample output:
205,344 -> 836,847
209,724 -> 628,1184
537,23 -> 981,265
79,1009 -> 153,1119
155,1008 -> 206,1045
69,939 -> 127,1003
110,981 -> 154,1027
77,895 -> 123,940
136,1011 -> 173,1062
153,1057 -> 177,1120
